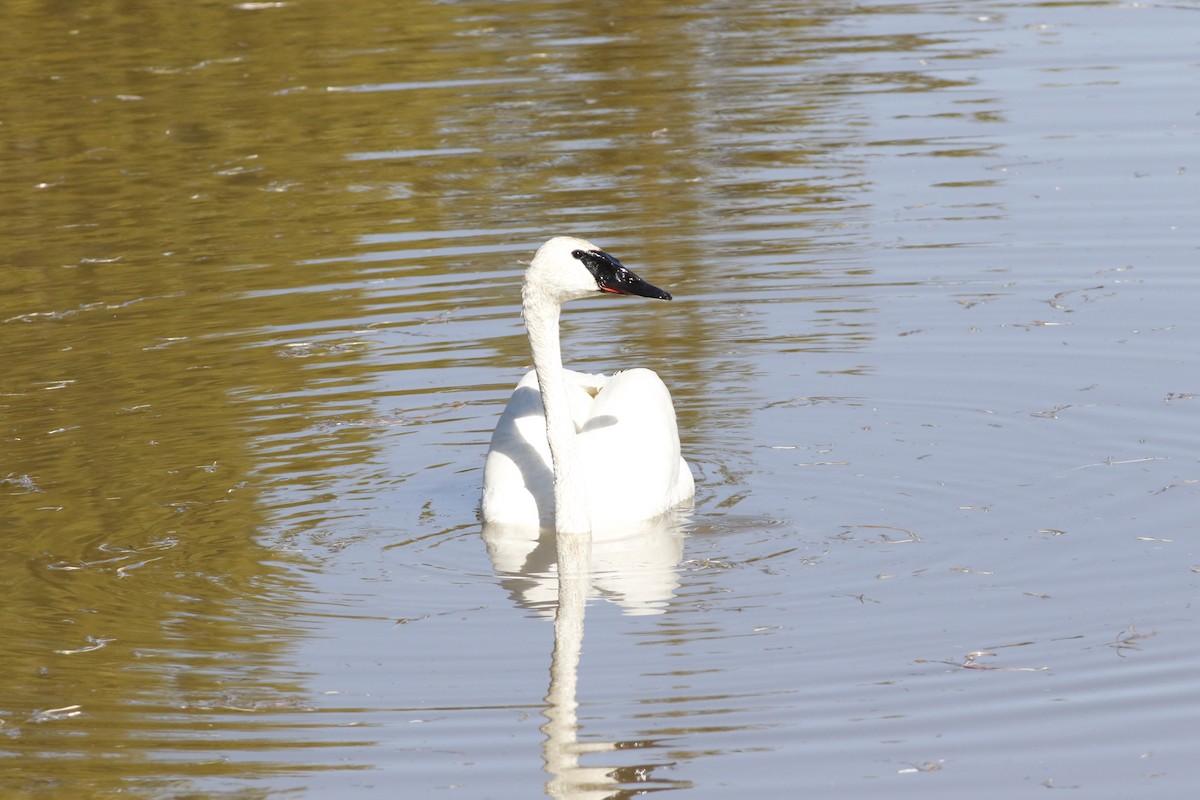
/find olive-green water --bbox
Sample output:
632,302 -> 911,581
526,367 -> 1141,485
2,1 -> 1198,798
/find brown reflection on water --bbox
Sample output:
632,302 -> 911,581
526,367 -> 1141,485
0,2 -> 413,794
0,0 -> 1016,795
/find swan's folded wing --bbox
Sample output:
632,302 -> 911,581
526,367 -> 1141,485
482,370 -> 605,526
579,368 -> 695,525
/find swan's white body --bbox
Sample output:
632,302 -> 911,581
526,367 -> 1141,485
481,237 -> 694,534
482,367 -> 693,529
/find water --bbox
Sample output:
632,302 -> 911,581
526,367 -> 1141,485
2,1 -> 1197,797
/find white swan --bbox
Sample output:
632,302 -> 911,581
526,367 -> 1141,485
481,236 -> 695,534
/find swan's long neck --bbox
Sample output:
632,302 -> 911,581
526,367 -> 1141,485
523,292 -> 591,534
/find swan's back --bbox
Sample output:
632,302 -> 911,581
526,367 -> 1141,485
482,368 -> 693,530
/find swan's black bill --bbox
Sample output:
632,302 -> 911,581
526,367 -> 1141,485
573,248 -> 673,301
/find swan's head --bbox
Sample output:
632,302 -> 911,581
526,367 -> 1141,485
525,236 -> 673,305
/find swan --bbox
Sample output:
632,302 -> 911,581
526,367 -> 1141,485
481,236 -> 695,534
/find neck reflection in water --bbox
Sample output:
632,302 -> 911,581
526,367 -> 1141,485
482,513 -> 692,797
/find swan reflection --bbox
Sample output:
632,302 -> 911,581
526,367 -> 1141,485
482,509 -> 689,617
482,512 -> 692,798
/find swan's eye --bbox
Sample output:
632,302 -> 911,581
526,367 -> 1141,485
570,249 -> 585,260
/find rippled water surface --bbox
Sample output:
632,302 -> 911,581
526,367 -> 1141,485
2,1 -> 1197,797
